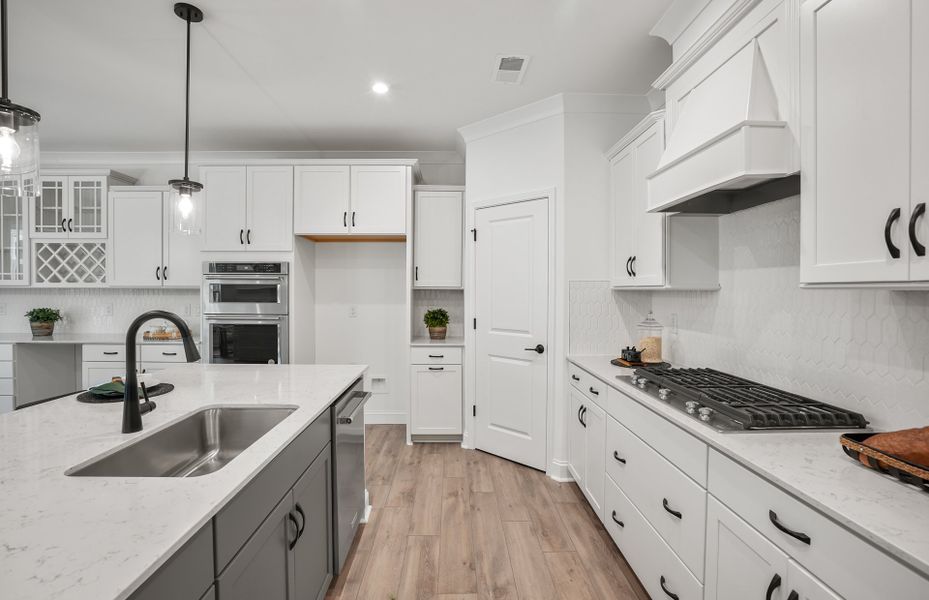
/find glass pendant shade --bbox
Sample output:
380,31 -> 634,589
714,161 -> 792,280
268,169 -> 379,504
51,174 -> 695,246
169,179 -> 202,235
0,105 -> 39,176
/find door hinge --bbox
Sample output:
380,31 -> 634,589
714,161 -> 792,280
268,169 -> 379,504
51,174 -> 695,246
471,228 -> 477,241
472,405 -> 476,417
473,318 -> 476,330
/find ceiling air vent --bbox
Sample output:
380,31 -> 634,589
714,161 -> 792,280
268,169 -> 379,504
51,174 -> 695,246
492,54 -> 530,84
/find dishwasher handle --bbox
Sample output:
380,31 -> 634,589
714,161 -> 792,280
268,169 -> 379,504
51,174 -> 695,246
337,391 -> 372,424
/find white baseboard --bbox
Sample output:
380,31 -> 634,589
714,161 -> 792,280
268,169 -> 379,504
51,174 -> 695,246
547,458 -> 574,482
364,410 -> 406,425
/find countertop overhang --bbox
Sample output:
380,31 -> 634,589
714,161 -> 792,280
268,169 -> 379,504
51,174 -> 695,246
0,363 -> 367,600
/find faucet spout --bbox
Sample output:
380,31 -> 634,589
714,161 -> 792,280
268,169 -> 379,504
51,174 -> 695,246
122,311 -> 200,434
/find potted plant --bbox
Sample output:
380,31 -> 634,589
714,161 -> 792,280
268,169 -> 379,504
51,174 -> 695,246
25,308 -> 62,337
423,308 -> 450,340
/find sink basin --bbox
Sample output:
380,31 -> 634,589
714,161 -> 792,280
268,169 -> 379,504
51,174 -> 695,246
68,406 -> 297,478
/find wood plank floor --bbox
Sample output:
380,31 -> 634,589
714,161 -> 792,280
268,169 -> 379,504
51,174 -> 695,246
327,425 -> 649,600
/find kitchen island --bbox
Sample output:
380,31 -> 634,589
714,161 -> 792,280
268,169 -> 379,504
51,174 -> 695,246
0,363 -> 366,600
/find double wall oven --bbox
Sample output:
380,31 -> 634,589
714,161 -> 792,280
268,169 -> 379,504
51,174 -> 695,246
202,262 -> 289,364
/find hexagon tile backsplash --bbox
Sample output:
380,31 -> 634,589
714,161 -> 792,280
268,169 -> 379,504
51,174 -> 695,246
569,197 -> 929,430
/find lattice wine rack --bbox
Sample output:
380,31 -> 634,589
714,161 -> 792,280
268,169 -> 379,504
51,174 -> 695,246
33,241 -> 107,285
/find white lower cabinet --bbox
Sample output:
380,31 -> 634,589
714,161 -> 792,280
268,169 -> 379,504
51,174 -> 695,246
788,562 -> 843,600
0,344 -> 13,413
81,343 -> 198,389
410,352 -> 462,436
566,382 -> 606,519
567,386 -> 586,483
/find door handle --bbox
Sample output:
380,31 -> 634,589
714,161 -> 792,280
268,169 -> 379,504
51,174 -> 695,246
769,510 -> 811,545
787,592 -> 799,600
588,386 -> 599,396
162,266 -> 167,280
625,256 -> 632,277
294,503 -> 306,539
662,498 -> 682,519
613,450 -> 626,464
577,405 -> 584,425
909,202 -> 926,257
60,218 -> 66,232
659,576 -> 679,600
524,344 -> 545,354
415,266 -> 418,281
239,229 -> 244,245
885,207 -> 902,259
765,574 -> 782,600
580,406 -> 587,427
571,374 -> 580,381
630,255 -> 636,276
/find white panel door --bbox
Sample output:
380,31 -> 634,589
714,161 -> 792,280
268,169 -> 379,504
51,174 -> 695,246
705,496 -> 789,600
567,386 -> 586,484
610,149 -> 637,287
201,166 -> 247,251
349,165 -> 406,235
246,166 -> 293,252
410,364 -> 462,435
110,191 -> 164,287
68,176 -> 107,238
474,197 -> 549,470
800,0 -> 911,283
164,193 -> 203,288
414,191 -> 463,288
582,399 -> 606,519
910,1 -> 929,281
787,562 -> 842,600
630,122 -> 666,287
293,165 -> 350,235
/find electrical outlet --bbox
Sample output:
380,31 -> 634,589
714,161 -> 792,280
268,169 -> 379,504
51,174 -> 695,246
102,303 -> 114,317
349,305 -> 358,318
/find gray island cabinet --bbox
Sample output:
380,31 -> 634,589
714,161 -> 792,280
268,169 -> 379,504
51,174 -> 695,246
129,409 -> 334,600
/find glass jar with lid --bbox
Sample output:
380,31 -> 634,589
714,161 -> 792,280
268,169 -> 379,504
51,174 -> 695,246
637,312 -> 663,364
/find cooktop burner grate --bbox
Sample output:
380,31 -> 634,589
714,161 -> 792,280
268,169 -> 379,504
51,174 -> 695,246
634,367 -> 869,430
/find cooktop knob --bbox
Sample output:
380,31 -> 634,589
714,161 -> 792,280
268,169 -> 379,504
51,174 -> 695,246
658,388 -> 671,400
685,400 -> 699,414
637,377 -> 648,388
698,407 -> 714,421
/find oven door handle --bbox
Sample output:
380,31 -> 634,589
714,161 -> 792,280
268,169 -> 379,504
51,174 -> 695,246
337,392 -> 372,424
203,276 -> 285,284
204,315 -> 286,323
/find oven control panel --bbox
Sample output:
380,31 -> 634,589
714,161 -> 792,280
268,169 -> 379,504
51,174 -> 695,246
205,262 -> 286,274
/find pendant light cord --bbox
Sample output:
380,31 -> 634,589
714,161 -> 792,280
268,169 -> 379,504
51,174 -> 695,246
1,0 -> 9,102
183,14 -> 191,180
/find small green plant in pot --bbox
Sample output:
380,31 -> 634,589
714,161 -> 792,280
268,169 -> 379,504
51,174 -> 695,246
25,308 -> 62,337
423,308 -> 450,340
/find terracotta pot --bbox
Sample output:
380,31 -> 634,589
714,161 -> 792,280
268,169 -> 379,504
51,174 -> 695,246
30,321 -> 55,337
428,326 -> 447,340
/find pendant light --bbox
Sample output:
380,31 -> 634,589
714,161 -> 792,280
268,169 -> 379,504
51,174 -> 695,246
169,3 -> 203,235
0,0 -> 40,176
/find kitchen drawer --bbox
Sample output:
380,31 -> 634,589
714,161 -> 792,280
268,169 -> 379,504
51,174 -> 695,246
0,396 -> 13,413
708,450 -> 929,600
0,362 -> 12,378
0,379 -> 12,396
141,344 -> 187,363
0,344 -> 12,361
604,475 -> 703,600
82,344 -> 126,362
568,362 -> 588,392
410,346 -> 462,364
568,363 -> 605,400
606,414 -> 706,579
607,386 -> 708,486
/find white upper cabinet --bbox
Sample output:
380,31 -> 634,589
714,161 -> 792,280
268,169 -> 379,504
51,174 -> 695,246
31,171 -> 134,240
201,165 -> 292,252
293,165 -> 350,235
608,112 -> 718,290
0,174 -> 32,285
350,165 -> 407,235
801,0 -> 928,285
413,188 -> 463,288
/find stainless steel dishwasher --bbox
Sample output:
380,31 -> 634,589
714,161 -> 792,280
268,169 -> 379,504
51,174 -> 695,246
331,379 -> 371,575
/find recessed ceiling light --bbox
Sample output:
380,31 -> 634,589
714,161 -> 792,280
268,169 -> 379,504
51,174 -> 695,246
371,81 -> 390,95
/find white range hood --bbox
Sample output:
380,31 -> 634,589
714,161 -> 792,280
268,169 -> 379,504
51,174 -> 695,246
647,40 -> 799,214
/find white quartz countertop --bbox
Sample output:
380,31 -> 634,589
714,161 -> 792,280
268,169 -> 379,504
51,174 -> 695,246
0,363 -> 367,600
0,332 -> 199,345
568,355 -> 929,579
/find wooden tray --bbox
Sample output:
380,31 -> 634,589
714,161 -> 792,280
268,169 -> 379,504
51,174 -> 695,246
840,432 -> 929,492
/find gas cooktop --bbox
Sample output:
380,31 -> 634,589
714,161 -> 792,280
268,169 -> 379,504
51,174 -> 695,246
622,367 -> 869,433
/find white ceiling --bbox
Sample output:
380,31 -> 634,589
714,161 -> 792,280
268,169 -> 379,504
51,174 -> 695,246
12,0 -> 672,152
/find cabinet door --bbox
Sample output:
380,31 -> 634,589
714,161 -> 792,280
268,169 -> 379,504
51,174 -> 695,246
246,166 -> 294,252
217,492 -> 296,600
787,562 -> 842,600
201,166 -> 247,252
410,364 -> 463,435
32,176 -> 68,238
349,165 -> 407,235
293,165 -> 350,235
705,496 -> 789,600
582,400 -> 606,519
110,191 -> 164,287
910,1 -> 929,281
82,362 -> 126,389
164,193 -> 203,288
292,446 -> 333,600
567,387 -> 586,485
610,148 -> 636,287
800,0 -> 912,283
0,175 -> 28,284
631,122 -> 666,287
68,176 -> 107,238
413,191 -> 463,288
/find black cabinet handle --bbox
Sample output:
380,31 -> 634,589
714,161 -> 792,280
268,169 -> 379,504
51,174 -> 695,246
588,386 -> 599,396
613,450 -> 626,464
287,512 -> 300,550
67,218 -> 73,232
295,503 -> 306,539
571,374 -> 581,381
909,202 -> 926,256
662,498 -> 682,519
352,211 -> 356,227
577,405 -> 584,425
625,256 -> 632,277
415,266 -> 419,281
765,573 -> 782,600
103,351 -> 119,356
162,266 -> 167,280
787,591 -> 799,600
246,229 -> 251,244
630,256 -> 637,277
524,344 -> 545,354
162,352 -> 177,356
580,406 -> 587,427
155,266 -> 161,281
659,576 -> 679,600
60,218 -> 66,232
611,510 -> 624,528
885,207 -> 902,259
239,229 -> 244,245
428,367 -> 444,371
769,510 -> 811,545
343,211 -> 347,227
428,354 -> 444,358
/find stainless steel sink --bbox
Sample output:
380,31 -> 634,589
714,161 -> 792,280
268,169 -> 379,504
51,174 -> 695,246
67,406 -> 297,478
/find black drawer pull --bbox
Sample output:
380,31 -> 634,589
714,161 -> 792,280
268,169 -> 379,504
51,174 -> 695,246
625,256 -> 632,277
428,354 -> 444,358
885,207 -> 902,259
162,352 -> 177,356
630,255 -> 637,277
61,218 -> 66,232
580,406 -> 587,428
610,510 -> 624,528
787,591 -> 799,600
287,512 -> 300,550
343,211 -> 347,227
155,266 -> 161,280
659,576 -> 678,600
162,266 -> 168,280
67,218 -> 73,232
415,266 -> 419,280
766,573 -> 782,600
577,405 -> 584,425
295,503 -> 306,539
428,367 -> 444,371
571,374 -> 580,381
246,229 -> 251,244
588,386 -> 599,396
769,510 -> 811,545
239,229 -> 244,245
352,211 -> 356,227
613,451 -> 626,464
103,351 -> 119,356
910,202 -> 926,256
662,498 -> 682,519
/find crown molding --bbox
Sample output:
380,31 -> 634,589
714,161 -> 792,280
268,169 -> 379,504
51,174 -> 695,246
605,110 -> 666,159
650,0 -> 714,47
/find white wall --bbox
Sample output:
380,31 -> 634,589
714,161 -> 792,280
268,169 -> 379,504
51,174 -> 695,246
313,242 -> 408,424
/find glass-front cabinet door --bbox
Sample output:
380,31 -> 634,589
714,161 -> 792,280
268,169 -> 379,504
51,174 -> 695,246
32,176 -> 67,238
0,175 -> 32,285
68,176 -> 106,237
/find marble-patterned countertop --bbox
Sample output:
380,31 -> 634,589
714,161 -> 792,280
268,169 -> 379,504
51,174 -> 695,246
0,363 -> 367,600
568,354 -> 929,580
0,332 -> 200,345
